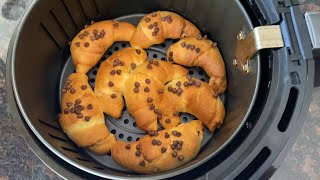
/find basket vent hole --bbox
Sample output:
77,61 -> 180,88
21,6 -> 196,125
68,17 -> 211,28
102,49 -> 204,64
198,70 -> 204,75
114,46 -> 119,51
133,122 -> 137,127
121,43 -> 127,47
153,54 -> 158,58
93,71 -> 97,75
107,51 -> 112,56
119,134 -> 124,139
111,129 -> 116,134
189,71 -> 194,75
127,136 -> 132,142
123,106 -> 127,111
96,62 -> 101,68
161,57 -> 166,60
201,78 -> 205,82
101,57 -> 107,61
161,43 -> 166,47
183,117 -> 188,122
89,79 -> 95,83
136,137 -> 140,141
124,119 -> 129,124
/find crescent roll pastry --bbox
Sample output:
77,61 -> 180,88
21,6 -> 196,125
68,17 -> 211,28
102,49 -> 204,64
111,120 -> 204,174
167,37 -> 227,94
59,73 -> 116,154
130,11 -> 201,49
123,60 -> 188,132
94,48 -> 147,118
158,75 -> 225,132
71,20 -> 136,74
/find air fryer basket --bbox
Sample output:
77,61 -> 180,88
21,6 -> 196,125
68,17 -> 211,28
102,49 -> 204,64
10,0 -> 260,179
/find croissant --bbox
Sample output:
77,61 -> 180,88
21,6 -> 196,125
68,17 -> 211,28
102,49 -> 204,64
94,48 -> 147,118
59,73 -> 116,154
167,36 -> 227,94
123,60 -> 188,132
158,75 -> 225,132
111,120 -> 203,174
130,11 -> 201,49
70,20 -> 136,74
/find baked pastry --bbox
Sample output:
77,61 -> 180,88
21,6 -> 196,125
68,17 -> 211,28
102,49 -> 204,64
59,73 -> 116,154
167,36 -> 227,94
71,20 -> 135,74
130,11 -> 201,49
111,120 -> 203,174
158,75 -> 225,132
123,60 -> 188,132
94,48 -> 147,118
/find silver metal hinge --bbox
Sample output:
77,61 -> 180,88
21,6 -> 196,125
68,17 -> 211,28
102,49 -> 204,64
234,25 -> 284,73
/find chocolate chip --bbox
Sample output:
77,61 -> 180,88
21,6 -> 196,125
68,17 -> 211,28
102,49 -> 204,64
139,161 -> 145,166
125,144 -> 131,150
66,102 -> 72,107
168,86 -> 173,92
186,44 -> 190,49
111,94 -> 117,99
152,139 -> 157,145
168,57 -> 173,62
135,151 -> 141,157
75,99 -> 81,104
176,144 -> 182,150
64,108 -> 69,114
152,12 -> 157,17
70,88 -> 76,94
173,111 -> 179,116
152,31 -> 157,36
70,108 -> 74,113
62,89 -> 67,94
149,59 -> 154,64
84,42 -> 90,48
186,75 -> 192,81
116,70 -> 121,75
172,88 -> 177,94
169,51 -> 173,57
154,131 -> 159,136
172,151 -> 177,157
131,63 -> 136,69
173,140 -> 179,145
154,61 -> 159,66
171,144 -> 176,150
66,84 -> 72,90
147,64 -> 152,69
81,85 -> 87,90
119,61 -> 125,66
165,132 -> 170,138
161,147 -> 167,153
79,34 -> 84,39
136,49 -> 141,54
190,45 -> 195,50
93,29 -> 98,34
153,167 -> 160,173
144,87 -> 150,92
175,81 -> 181,87
195,81 -> 201,87
145,79 -> 151,84
153,22 -> 158,27
75,42 -> 80,47
178,155 -> 184,161
165,118 -> 171,124
108,81 -> 114,87
166,16 -> 172,23
84,31 -> 89,36
85,116 -> 90,121
154,109 -> 160,114
87,104 -> 93,109
77,113 -> 83,119
148,24 -> 153,29
113,21 -> 119,28
136,144 -> 141,150
154,27 -> 160,32
158,89 -> 164,94
147,97 -> 153,103
145,17 -> 150,23
110,70 -> 115,75
134,82 -> 140,88
90,36 -> 96,41
134,88 -> 139,93
149,104 -> 155,110
195,48 -> 200,53
181,42 -> 186,47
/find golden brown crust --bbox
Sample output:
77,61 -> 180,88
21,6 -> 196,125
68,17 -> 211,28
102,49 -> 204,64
71,20 -> 136,74
59,73 -> 115,154
123,60 -> 188,132
158,76 -> 225,132
94,48 -> 147,118
167,37 -> 227,94
130,11 -> 201,49
111,120 -> 203,174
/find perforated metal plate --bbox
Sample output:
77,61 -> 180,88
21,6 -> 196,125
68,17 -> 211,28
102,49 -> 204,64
59,14 -> 224,172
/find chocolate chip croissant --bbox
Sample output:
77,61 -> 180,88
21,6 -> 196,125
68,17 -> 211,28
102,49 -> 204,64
123,60 -> 188,132
158,75 -> 225,132
59,73 -> 116,154
130,11 -> 201,49
167,37 -> 227,94
94,48 -> 147,118
111,120 -> 204,174
71,20 -> 136,74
